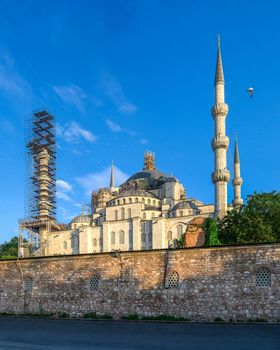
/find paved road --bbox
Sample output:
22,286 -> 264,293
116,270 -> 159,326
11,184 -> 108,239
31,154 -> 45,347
0,318 -> 279,350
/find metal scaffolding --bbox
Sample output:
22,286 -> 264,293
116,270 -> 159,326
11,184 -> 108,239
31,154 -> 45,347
19,110 -> 60,257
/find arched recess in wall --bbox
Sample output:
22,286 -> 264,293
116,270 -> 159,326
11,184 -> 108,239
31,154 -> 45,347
111,232 -> 115,245
128,208 -> 132,218
119,230 -> 125,244
121,208 -> 125,220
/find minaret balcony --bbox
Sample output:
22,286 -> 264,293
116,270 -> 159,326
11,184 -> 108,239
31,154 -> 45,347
232,177 -> 243,186
211,169 -> 230,183
211,136 -> 229,150
211,103 -> 228,118
232,198 -> 243,207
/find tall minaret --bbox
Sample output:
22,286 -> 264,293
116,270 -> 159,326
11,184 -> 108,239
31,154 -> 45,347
232,140 -> 243,207
211,36 -> 230,218
110,161 -> 115,192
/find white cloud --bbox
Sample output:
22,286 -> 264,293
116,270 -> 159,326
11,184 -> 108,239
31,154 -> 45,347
53,84 -> 87,114
56,179 -> 72,202
57,180 -> 72,192
0,52 -> 33,102
56,121 -> 98,144
106,119 -> 122,132
101,74 -> 137,115
76,166 -> 129,195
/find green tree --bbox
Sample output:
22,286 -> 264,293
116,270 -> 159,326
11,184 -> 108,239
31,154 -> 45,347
218,191 -> 280,244
0,236 -> 18,258
204,218 -> 221,246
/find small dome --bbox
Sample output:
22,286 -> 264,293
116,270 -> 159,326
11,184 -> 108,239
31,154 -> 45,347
71,214 -> 91,224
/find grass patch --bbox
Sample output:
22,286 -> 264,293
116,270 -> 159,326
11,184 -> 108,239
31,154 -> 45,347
121,314 -> 140,320
141,315 -> 189,321
82,312 -> 113,320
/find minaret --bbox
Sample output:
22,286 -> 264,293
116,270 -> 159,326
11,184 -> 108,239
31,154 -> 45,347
110,161 -> 115,192
232,140 -> 243,207
211,36 -> 230,218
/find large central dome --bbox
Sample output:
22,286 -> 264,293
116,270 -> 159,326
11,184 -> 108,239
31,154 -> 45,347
127,169 -> 167,182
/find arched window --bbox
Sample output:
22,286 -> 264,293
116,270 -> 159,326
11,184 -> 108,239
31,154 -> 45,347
111,232 -> 115,245
115,210 -> 118,221
147,199 -> 151,205
142,233 -> 146,243
143,212 -> 146,219
121,208 -> 125,220
93,238 -> 97,246
151,212 -> 155,218
63,241 -> 67,250
135,197 -> 139,202
127,208 -> 132,218
129,198 -> 132,203
142,198 -> 145,203
119,230 -> 125,244
153,200 -> 156,206
256,267 -> 271,287
177,224 -> 183,238
89,275 -> 99,292
167,231 -> 172,241
123,198 -> 126,204
167,271 -> 179,289
117,200 -> 120,205
24,277 -> 33,292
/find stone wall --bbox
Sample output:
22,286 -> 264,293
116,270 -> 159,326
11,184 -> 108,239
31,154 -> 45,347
0,243 -> 280,322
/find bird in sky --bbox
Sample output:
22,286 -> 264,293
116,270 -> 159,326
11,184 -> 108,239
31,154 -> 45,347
247,87 -> 254,98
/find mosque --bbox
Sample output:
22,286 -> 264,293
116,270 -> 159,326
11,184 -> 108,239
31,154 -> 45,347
20,39 -> 243,257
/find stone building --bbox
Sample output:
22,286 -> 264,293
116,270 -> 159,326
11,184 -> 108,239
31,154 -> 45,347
22,38 -> 244,257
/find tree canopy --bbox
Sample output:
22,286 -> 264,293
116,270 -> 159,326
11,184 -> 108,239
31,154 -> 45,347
0,236 -> 18,258
218,191 -> 280,244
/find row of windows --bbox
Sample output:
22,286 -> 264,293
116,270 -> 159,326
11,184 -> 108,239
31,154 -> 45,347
108,197 -> 160,207
113,208 -> 158,221
22,268 -> 272,293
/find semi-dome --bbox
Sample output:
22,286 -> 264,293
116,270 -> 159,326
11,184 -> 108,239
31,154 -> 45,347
172,200 -> 199,211
117,188 -> 159,198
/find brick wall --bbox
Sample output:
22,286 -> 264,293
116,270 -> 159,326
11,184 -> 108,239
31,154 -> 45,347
0,243 -> 279,321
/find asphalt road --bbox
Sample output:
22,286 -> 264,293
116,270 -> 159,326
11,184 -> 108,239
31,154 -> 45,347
0,318 -> 279,350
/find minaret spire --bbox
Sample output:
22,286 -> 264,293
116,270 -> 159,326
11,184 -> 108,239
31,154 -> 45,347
232,139 -> 243,208
110,161 -> 115,192
211,36 -> 230,218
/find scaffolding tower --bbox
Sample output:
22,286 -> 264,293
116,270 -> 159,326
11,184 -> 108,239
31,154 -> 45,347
19,110 -> 60,257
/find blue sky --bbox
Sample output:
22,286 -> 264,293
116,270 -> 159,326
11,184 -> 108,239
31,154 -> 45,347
0,0 -> 280,242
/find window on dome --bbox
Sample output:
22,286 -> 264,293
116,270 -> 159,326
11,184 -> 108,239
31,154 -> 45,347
142,198 -> 145,203
153,200 -> 156,206
129,198 -> 132,203
135,197 -> 139,202
123,198 -> 126,204
119,231 -> 125,244
147,199 -> 151,205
